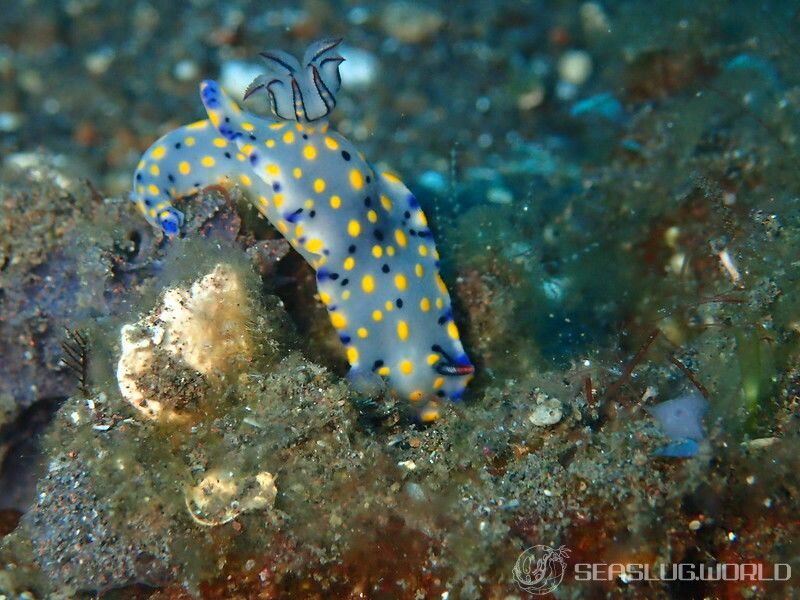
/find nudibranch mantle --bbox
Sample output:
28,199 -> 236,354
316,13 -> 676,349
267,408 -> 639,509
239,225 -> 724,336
130,39 -> 473,420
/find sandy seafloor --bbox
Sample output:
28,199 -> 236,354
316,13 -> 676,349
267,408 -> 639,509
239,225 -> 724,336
1,0 -> 800,598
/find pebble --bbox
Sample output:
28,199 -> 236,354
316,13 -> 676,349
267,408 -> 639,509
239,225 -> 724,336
558,50 -> 593,85
84,46 -> 115,75
580,2 -> 611,34
220,60 -> 263,99
487,187 -> 513,205
405,482 -> 426,501
528,397 -> 563,426
0,111 -> 22,132
340,46 -> 379,90
174,59 -> 200,82
381,1 -> 444,43
418,170 -> 448,194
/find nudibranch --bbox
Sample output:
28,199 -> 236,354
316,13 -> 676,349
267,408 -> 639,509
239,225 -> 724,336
130,39 -> 474,420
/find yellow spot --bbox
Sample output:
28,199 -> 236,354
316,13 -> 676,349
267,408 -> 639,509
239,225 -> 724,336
330,195 -> 341,209
386,246 -> 395,256
420,297 -> 431,312
187,120 -> 207,130
273,194 -> 284,207
361,274 -> 375,293
399,360 -> 414,375
433,377 -> 445,390
427,353 -> 440,366
277,220 -> 288,234
213,137 -> 227,148
148,208 -> 157,218
283,130 -> 295,144
137,159 -> 145,170
348,219 -> 361,237
343,257 -> 355,271
372,245 -> 383,258
184,136 -> 196,146
239,174 -> 252,186
394,274 -> 407,291
258,195 -> 269,207
420,406 -> 440,422
201,156 -> 215,168
209,112 -> 221,127
436,274 -> 448,294
313,178 -> 326,193
306,238 -> 323,253
436,297 -> 444,309
151,146 -> 166,160
240,144 -> 254,155
265,139 -> 276,148
357,327 -> 368,338
418,244 -> 428,256
324,136 -> 339,150
409,390 -> 424,401
293,167 -> 303,178
178,161 -> 191,175
241,122 -> 255,132
382,171 -> 401,184
372,310 -> 383,322
380,195 -> 393,211
304,199 -> 315,209
269,122 -> 286,130
294,224 -> 304,238
367,209 -> 378,223
418,211 -> 428,226
331,312 -> 347,330
378,366 -> 391,376
447,321 -> 459,340
385,301 -> 394,311
236,153 -> 245,161
347,346 -> 359,365
319,291 -> 331,305
415,263 -> 424,277
137,185 -> 143,195
303,145 -> 317,160
147,184 -> 159,195
349,169 -> 363,190
266,164 -> 280,176
342,290 -> 351,300
394,229 -> 407,248
397,320 -> 409,341
147,164 -> 160,177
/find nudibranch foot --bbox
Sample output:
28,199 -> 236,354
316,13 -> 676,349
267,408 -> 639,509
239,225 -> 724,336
130,39 -> 474,419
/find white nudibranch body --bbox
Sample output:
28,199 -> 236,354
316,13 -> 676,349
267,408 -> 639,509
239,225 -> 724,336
130,39 -> 474,420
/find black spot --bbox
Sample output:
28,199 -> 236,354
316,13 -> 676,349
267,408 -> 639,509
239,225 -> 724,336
396,298 -> 403,308
381,264 -> 390,273
341,278 -> 349,286
323,249 -> 330,256
418,230 -> 431,238
167,174 -> 175,183
404,210 -> 411,219
302,134 -> 308,139
366,175 -> 371,184
348,244 -> 357,254
364,196 -> 372,207
373,229 -> 384,241
340,334 -> 351,344
309,210 -> 317,218
224,152 -> 232,159
341,150 -> 351,161
136,173 -> 142,181
174,142 -> 182,149
224,116 -> 230,122
286,208 -> 304,223
249,134 -> 256,141
145,198 -> 152,206
437,315 -> 447,325
436,391 -> 446,398
431,344 -> 444,353
193,182 -> 201,187
409,229 -> 417,236
373,359 -> 384,370
329,272 -> 340,280
273,182 -> 281,192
